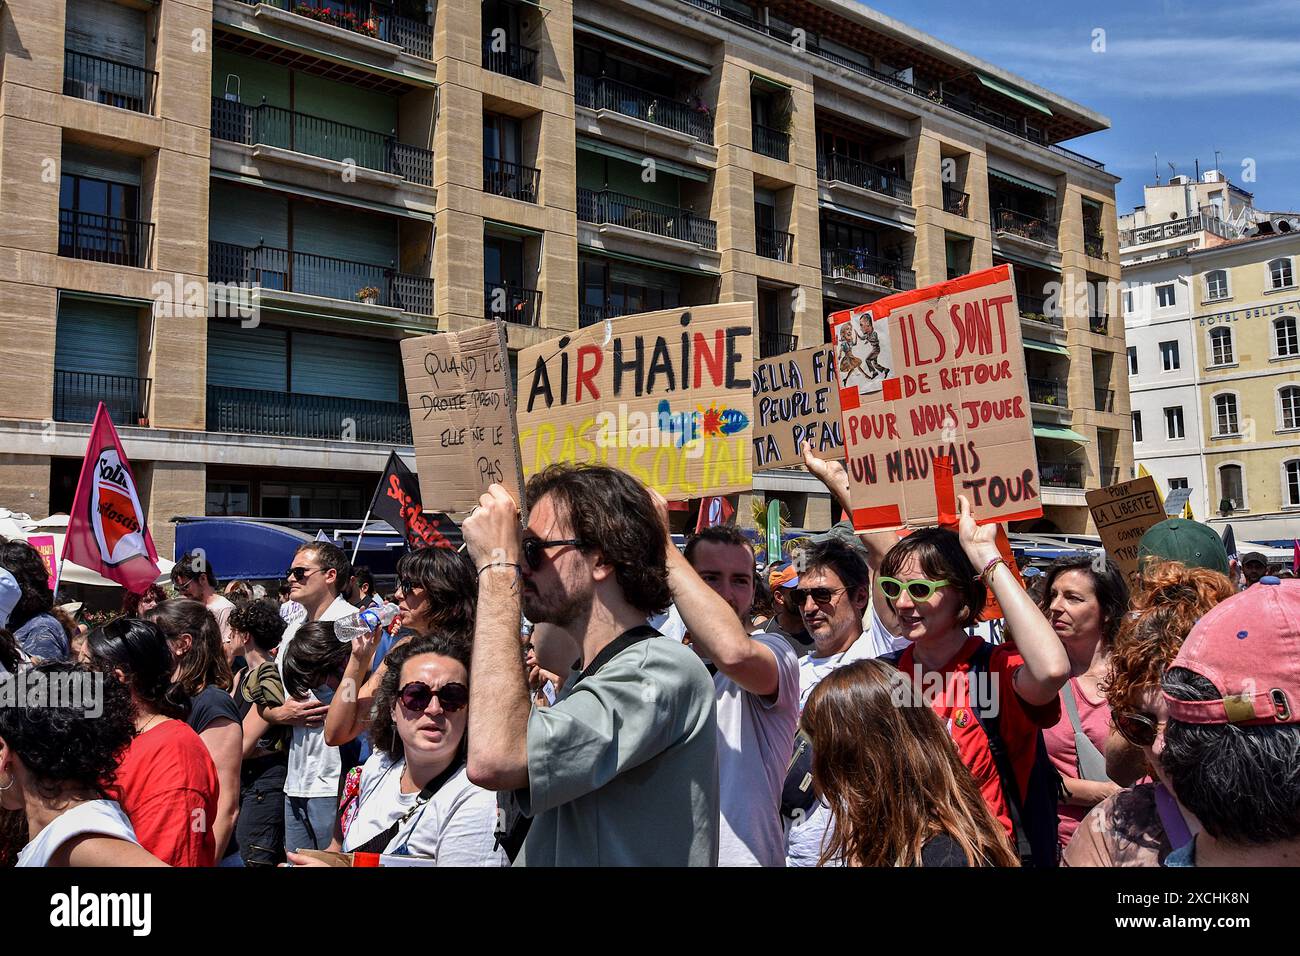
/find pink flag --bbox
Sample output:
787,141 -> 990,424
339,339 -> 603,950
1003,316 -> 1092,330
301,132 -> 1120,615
694,495 -> 735,532
1293,539 -> 1299,576
61,403 -> 160,594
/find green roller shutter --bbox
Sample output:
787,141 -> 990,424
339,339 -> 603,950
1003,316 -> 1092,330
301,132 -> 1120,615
66,0 -> 146,66
290,331 -> 400,403
292,201 -> 397,267
55,300 -> 139,376
206,322 -> 288,392
294,73 -> 396,136
209,182 -> 289,249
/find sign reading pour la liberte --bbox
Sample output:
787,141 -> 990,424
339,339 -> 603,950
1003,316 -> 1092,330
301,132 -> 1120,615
516,302 -> 755,500
831,264 -> 1042,530
752,345 -> 844,470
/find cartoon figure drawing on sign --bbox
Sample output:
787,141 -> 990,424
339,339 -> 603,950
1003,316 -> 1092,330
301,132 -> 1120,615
836,322 -> 869,389
856,311 -> 891,381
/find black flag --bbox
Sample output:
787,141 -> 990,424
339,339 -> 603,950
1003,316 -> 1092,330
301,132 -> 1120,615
367,452 -> 459,550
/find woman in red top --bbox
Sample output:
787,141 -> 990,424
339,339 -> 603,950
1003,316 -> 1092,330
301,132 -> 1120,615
82,618 -> 220,867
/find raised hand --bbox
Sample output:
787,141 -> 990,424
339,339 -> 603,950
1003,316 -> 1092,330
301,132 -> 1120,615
957,494 -> 1001,568
801,440 -> 851,510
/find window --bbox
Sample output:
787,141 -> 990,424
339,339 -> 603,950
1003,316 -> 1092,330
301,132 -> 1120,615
1270,257 -> 1295,290
1169,477 -> 1189,491
1205,269 -> 1229,300
1214,393 -> 1240,436
1132,411 -> 1143,443
1164,406 -> 1185,440
1275,316 -> 1299,357
1281,385 -> 1300,430
1209,326 -> 1234,366
1123,290 -> 1134,314
1219,464 -> 1244,511
1156,284 -> 1176,308
1286,460 -> 1300,507
1127,346 -> 1138,375
1160,340 -> 1180,371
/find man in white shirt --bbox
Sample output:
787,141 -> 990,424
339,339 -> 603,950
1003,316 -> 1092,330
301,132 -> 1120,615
681,524 -> 799,867
172,551 -> 236,644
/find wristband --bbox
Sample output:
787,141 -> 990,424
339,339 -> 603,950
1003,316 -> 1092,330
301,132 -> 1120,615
979,556 -> 1006,586
478,561 -> 521,576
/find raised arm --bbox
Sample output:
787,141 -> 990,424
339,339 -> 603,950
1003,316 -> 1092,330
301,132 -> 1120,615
323,626 -> 383,747
464,484 -> 532,792
956,494 -> 1068,706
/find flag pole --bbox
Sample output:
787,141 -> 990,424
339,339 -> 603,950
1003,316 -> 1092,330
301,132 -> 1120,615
350,508 -> 372,565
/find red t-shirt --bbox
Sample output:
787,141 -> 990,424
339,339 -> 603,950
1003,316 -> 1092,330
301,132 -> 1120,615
111,719 -> 219,867
895,637 -> 1060,839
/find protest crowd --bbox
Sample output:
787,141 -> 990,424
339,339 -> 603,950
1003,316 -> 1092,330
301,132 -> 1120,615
1,437 -> 1297,869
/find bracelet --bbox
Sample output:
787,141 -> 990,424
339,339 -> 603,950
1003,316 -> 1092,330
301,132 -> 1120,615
979,556 -> 1006,586
478,561 -> 521,577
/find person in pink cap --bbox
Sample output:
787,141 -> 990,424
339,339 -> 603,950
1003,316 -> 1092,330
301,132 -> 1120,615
1160,575 -> 1300,866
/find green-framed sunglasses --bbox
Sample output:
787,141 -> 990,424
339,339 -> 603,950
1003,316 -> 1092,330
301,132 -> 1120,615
876,576 -> 951,603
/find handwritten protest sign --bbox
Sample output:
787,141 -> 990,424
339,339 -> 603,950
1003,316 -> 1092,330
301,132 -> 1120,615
517,303 -> 754,500
832,265 -> 1041,530
1086,475 -> 1165,577
753,346 -> 844,470
28,534 -> 58,592
400,321 -> 524,514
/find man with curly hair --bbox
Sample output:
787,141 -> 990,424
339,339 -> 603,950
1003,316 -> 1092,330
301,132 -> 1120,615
463,464 -> 721,866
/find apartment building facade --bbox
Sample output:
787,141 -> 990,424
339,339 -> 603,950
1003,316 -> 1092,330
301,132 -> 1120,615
0,0 -> 1126,551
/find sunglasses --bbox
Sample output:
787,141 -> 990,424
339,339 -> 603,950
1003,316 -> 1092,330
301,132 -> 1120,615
1114,710 -> 1165,748
397,578 -> 420,595
285,567 -> 320,582
790,586 -> 846,606
877,577 -> 951,603
522,537 -> 582,571
398,680 -> 469,714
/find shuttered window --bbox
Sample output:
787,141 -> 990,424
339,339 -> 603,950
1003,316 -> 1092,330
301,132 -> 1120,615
65,0 -> 146,66
291,331 -> 400,403
206,323 -> 289,392
55,299 -> 139,376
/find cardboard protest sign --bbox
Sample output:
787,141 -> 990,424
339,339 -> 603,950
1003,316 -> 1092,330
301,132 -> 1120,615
753,345 -> 844,470
517,303 -> 754,500
28,534 -> 59,592
1086,475 -> 1165,577
831,265 -> 1041,531
1164,486 -> 1193,517
400,321 -> 524,514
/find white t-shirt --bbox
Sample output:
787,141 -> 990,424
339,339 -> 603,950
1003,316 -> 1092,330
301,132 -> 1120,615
278,595 -> 357,799
206,594 -> 237,644
648,604 -> 687,644
715,632 -> 800,867
17,800 -> 140,867
342,751 -> 507,865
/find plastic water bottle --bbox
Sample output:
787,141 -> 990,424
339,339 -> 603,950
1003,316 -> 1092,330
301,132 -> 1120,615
334,602 -> 401,643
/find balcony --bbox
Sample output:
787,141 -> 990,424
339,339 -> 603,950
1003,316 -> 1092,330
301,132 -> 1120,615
995,208 -> 1058,247
757,226 -> 793,262
1089,314 -> 1111,335
821,249 -> 916,292
59,210 -> 153,268
1119,211 -> 1234,248
208,384 -> 412,444
817,153 -> 912,203
1084,230 -> 1105,258
1094,387 -> 1115,412
753,123 -> 790,162
484,282 -> 541,326
63,50 -> 157,114
578,187 -> 717,250
760,330 -> 799,358
211,98 -> 432,186
579,304 -> 610,328
232,1 -> 432,60
483,157 -> 539,203
1039,460 -> 1083,489
1027,378 -> 1064,406
575,75 -> 713,145
482,38 -> 539,83
943,185 -> 970,216
54,370 -> 151,426
209,240 -> 433,315
1017,292 -> 1061,326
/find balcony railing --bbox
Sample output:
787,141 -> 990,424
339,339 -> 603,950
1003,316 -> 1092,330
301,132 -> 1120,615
64,50 -> 156,114
1089,314 -> 1111,335
209,240 -> 433,315
483,157 -> 538,203
208,384 -> 412,444
817,153 -> 912,203
1017,292 -> 1062,326
995,208 -> 1058,246
943,185 -> 970,216
59,210 -> 153,268
760,330 -> 798,358
54,370 -> 151,426
757,226 -> 793,262
211,98 -> 433,186
484,282 -> 541,326
1119,211 -> 1234,248
1038,460 -> 1083,489
1027,378 -> 1064,406
1094,387 -> 1115,412
579,304 -> 610,328
232,1 -> 432,60
482,37 -> 539,83
577,187 -> 717,250
1084,230 -> 1105,258
753,123 -> 790,162
821,249 -> 916,291
575,75 -> 714,145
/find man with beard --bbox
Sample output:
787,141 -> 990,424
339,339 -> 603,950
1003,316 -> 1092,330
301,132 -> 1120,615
463,464 -> 720,866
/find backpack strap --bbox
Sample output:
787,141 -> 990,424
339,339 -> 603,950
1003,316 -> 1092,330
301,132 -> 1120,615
965,642 -> 1034,864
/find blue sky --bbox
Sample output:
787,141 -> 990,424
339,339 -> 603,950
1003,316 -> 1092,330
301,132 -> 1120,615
862,0 -> 1300,214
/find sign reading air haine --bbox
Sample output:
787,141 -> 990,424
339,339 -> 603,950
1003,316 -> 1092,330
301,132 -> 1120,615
516,303 -> 755,500
831,265 -> 1042,530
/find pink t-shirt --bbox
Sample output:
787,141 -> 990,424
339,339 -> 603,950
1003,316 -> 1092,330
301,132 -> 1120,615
1043,677 -> 1112,848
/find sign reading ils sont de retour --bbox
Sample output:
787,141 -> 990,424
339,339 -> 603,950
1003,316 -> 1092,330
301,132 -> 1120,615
517,303 -> 755,500
831,265 -> 1042,530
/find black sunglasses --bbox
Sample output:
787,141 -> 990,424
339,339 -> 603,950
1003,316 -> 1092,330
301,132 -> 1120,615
522,537 -> 582,571
1114,711 -> 1163,748
790,586 -> 846,607
398,680 -> 469,714
285,566 -> 320,582
397,578 -> 420,594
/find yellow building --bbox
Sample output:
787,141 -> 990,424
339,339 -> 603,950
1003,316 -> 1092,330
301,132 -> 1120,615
1192,225 -> 1300,545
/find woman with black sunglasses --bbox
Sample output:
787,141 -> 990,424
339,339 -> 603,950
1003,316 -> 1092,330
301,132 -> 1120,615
290,633 -> 505,865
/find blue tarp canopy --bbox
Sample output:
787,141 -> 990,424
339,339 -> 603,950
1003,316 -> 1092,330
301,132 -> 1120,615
174,520 -> 317,581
